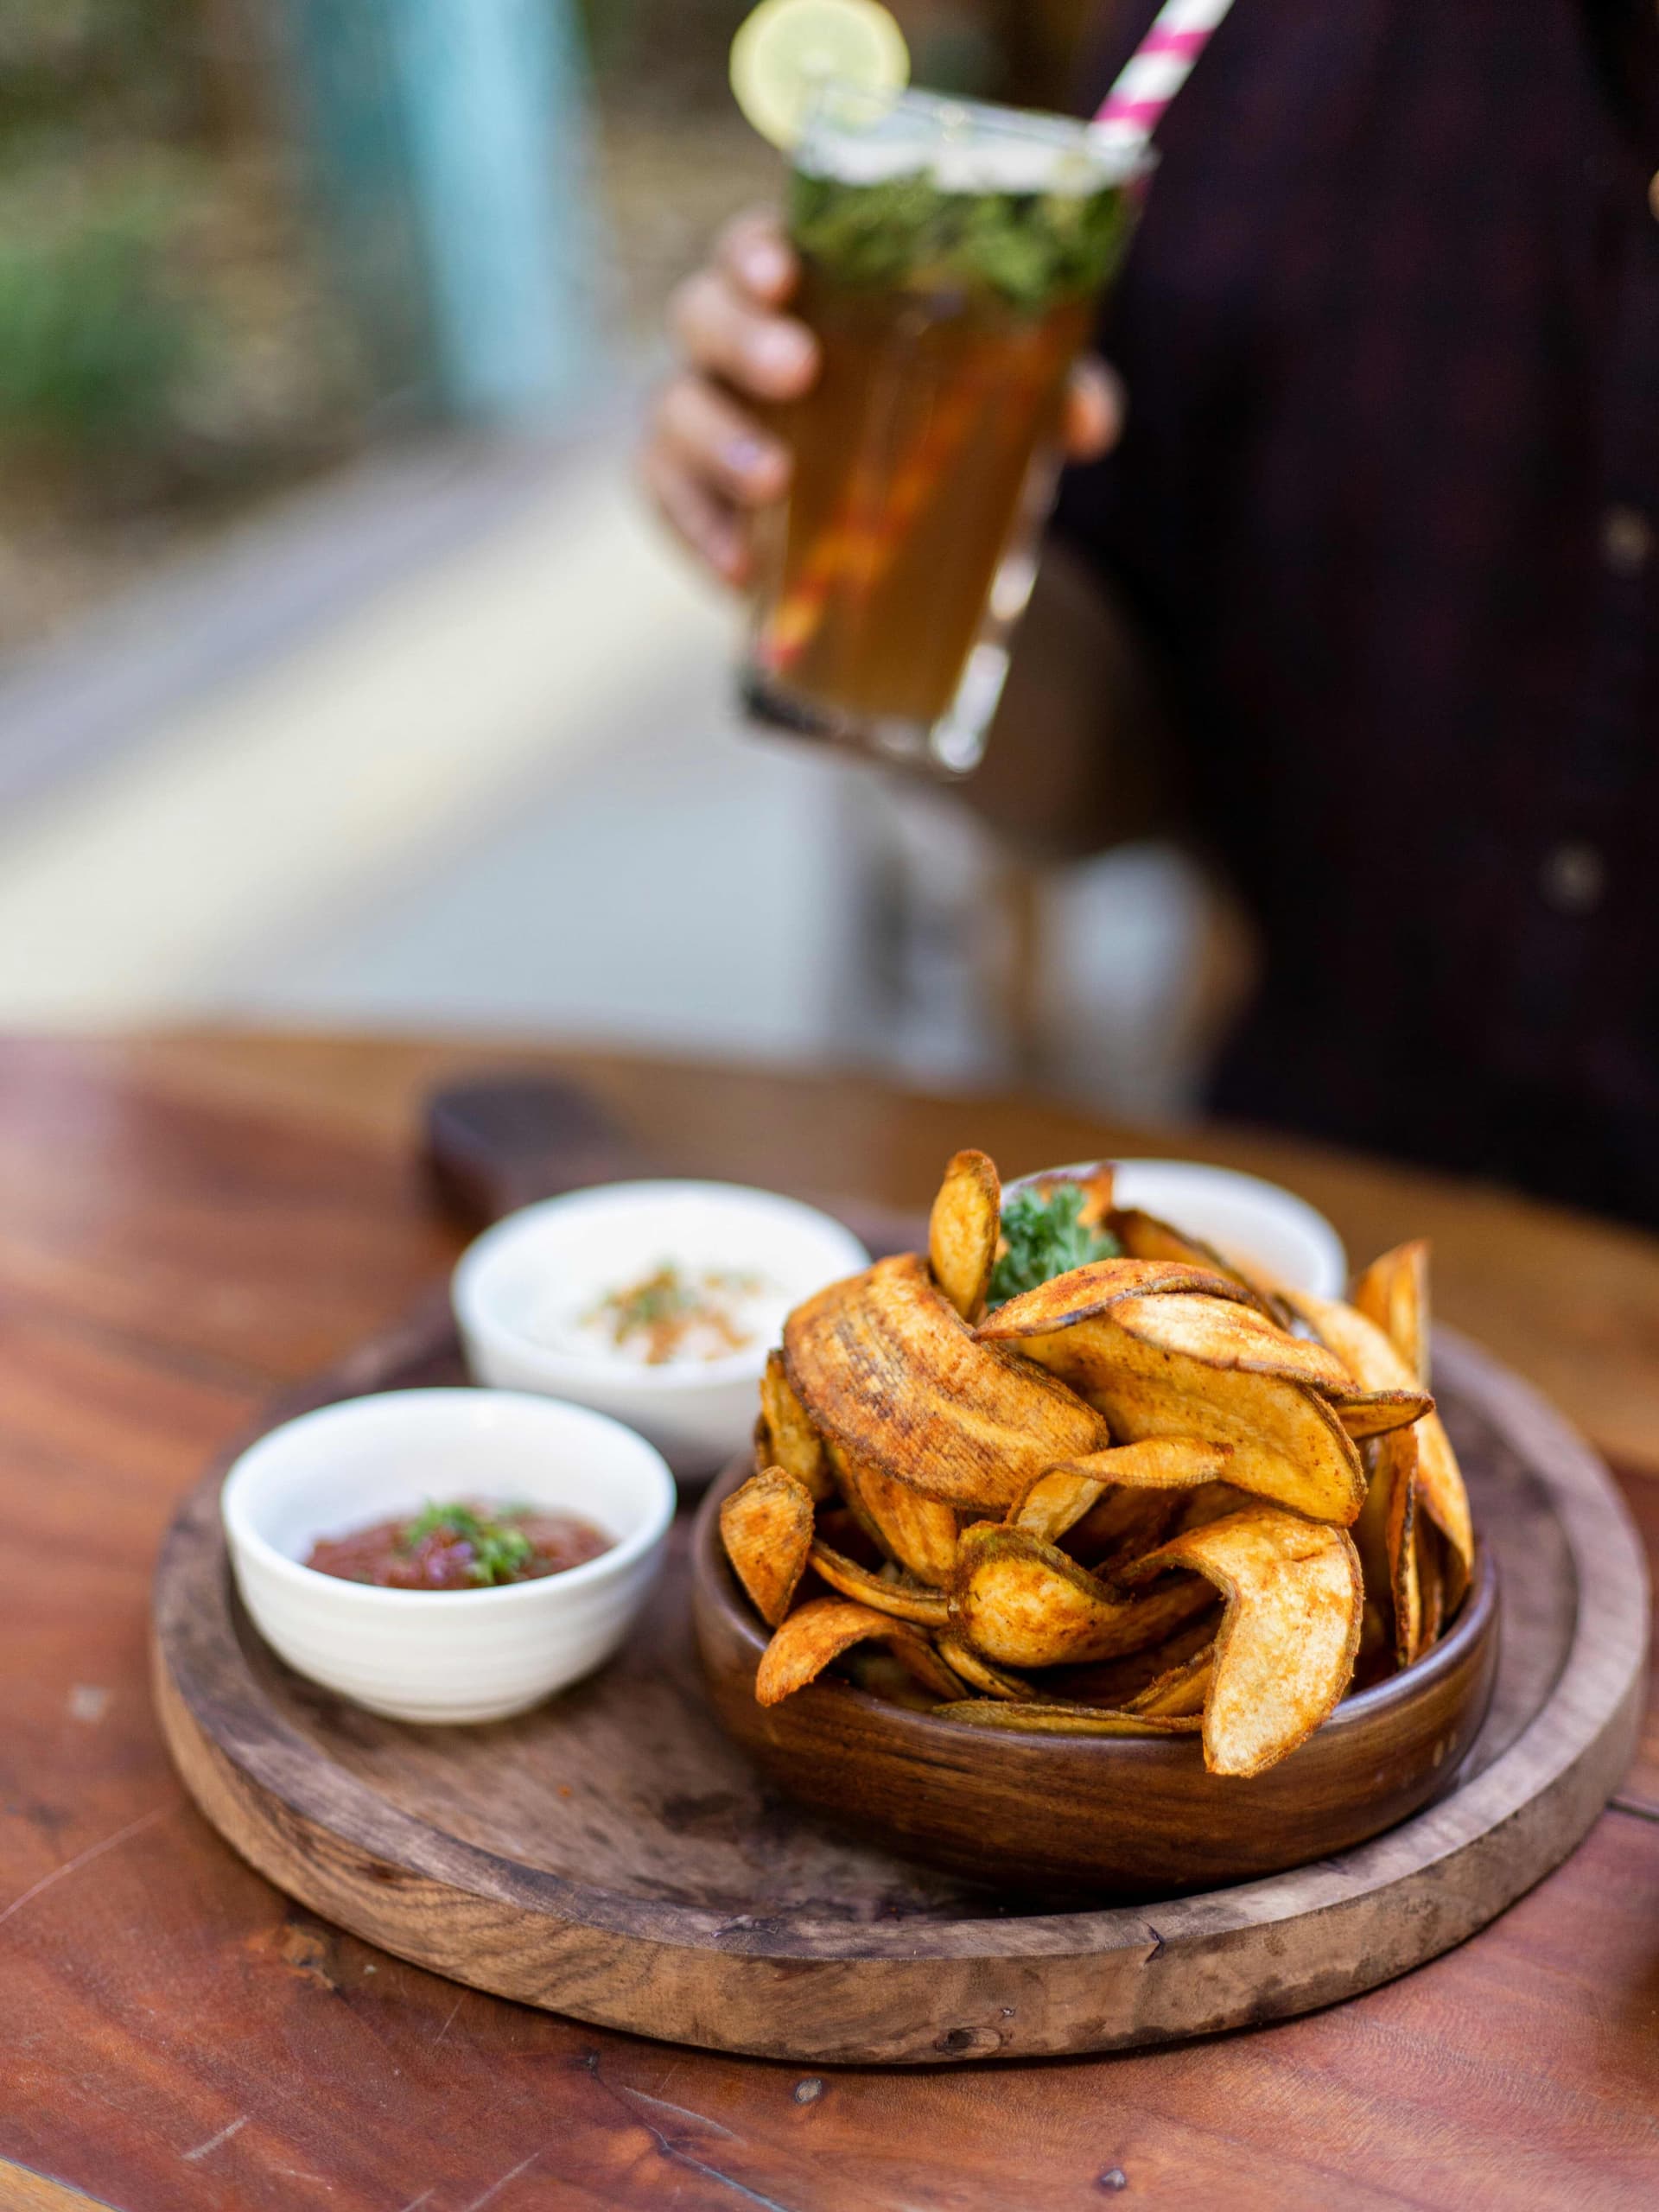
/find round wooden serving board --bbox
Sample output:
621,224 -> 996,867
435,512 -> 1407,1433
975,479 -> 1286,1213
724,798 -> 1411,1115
153,1302 -> 1648,2065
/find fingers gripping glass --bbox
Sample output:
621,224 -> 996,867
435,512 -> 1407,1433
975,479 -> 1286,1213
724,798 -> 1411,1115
740,85 -> 1149,779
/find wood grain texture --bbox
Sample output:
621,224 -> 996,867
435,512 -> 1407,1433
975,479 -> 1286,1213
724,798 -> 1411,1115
149,1312 -> 1641,2064
0,1034 -> 1655,2209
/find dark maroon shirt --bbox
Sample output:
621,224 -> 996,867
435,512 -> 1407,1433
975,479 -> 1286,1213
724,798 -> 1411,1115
1056,0 -> 1659,1225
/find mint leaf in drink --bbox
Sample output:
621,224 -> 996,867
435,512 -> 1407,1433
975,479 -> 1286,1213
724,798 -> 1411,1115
788,166 -> 1136,310
986,1184 -> 1122,1309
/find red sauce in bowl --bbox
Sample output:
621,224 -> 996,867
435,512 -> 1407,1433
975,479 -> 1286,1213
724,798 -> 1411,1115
304,1500 -> 612,1591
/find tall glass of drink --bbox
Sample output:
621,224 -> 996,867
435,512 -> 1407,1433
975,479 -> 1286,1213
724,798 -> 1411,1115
741,85 -> 1147,779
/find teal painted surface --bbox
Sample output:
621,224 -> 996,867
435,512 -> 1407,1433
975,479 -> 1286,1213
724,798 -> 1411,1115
391,0 -> 605,419
278,0 -> 607,424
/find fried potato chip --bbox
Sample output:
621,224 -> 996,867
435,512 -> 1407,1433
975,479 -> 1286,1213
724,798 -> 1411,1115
808,1539 -> 949,1627
982,1305 -> 1365,1525
1415,1516 -> 1447,1649
978,1256 -> 1253,1338
755,1596 -> 963,1707
1336,1389 -> 1436,1439
720,1466 -> 816,1628
1109,1206 -> 1285,1323
1008,1437 -> 1231,1544
1123,1645 -> 1214,1718
950,1523 -> 1214,1669
1350,1428 -> 1398,1655
1351,1237 -> 1432,1385
1027,1163 -> 1116,1230
1278,1287 -> 1421,1399
1062,1484 -> 1187,1572
1282,1287 -> 1471,1585
1413,1406 -> 1473,1601
1047,1611 -> 1221,1708
830,1440 -> 962,1586
785,1253 -> 1109,1510
935,1635 -> 1034,1700
930,1700 -> 1199,1737
760,1349 -> 834,1502
1174,1479 -> 1257,1531
928,1148 -> 1001,1322
1124,1506 -> 1363,1777
1381,1425 -> 1424,1669
1103,1293 -> 1359,1395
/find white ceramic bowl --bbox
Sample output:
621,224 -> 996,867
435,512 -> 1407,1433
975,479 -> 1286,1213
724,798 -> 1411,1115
452,1181 -> 870,1477
221,1388 -> 676,1724
1007,1158 -> 1346,1298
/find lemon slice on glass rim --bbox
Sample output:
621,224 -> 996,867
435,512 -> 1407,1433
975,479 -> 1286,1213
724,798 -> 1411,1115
730,0 -> 912,150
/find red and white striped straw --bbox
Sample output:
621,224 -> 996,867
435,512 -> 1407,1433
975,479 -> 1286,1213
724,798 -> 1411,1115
1092,0 -> 1236,149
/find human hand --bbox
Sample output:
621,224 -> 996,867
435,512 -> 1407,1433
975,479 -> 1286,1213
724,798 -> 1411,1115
643,207 -> 1122,588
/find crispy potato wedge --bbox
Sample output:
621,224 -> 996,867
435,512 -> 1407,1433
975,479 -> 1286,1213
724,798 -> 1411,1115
820,1438 -> 886,1550
1009,1437 -> 1232,1545
930,1700 -> 1199,1737
1279,1288 -> 1421,1399
1109,1207 -> 1285,1323
1124,1506 -> 1363,1777
950,1523 -> 1214,1669
1351,1238 -> 1432,1385
1274,1287 -> 1433,1433
1062,1484 -> 1187,1572
1337,1389 -> 1435,1439
1174,1479 -> 1257,1530
839,1645 -> 940,1711
1008,1464 -> 1111,1546
983,1306 -> 1365,1525
755,1596 -> 963,1707
1416,1516 -> 1446,1649
1103,1293 -> 1358,1395
720,1467 -> 816,1628
785,1253 -> 1109,1511
1350,1432 -> 1396,1652
830,1441 -> 962,1586
752,1410 -> 773,1476
1382,1427 -> 1424,1669
807,1539 -> 949,1627
1284,1287 -> 1471,1586
935,1635 -> 1034,1700
978,1257 -> 1252,1338
1048,1611 -> 1221,1708
929,1148 -> 1001,1322
1123,1646 -> 1214,1718
760,1350 -> 834,1502
1414,1406 -> 1473,1601
1025,1163 -> 1116,1230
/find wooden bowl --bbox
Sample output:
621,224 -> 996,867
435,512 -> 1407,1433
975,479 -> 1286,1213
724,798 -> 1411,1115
691,1465 -> 1499,1897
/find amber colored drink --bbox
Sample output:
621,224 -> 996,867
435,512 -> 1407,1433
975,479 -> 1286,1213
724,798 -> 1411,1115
741,87 -> 1144,778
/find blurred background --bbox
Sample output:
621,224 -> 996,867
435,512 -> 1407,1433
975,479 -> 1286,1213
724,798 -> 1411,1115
0,0 -> 1230,1117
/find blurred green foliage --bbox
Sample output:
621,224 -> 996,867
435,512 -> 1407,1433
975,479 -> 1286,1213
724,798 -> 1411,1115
0,0 -> 218,462
0,175 -> 201,454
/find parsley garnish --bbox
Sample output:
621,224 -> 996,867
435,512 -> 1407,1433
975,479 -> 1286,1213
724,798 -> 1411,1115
402,1501 -> 533,1587
986,1184 -> 1121,1310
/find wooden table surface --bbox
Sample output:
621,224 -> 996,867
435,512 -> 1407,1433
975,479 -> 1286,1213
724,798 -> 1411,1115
3,1033 -> 1656,2212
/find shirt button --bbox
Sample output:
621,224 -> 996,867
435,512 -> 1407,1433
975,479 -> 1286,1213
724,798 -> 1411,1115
1541,842 -> 1606,914
1600,505 -> 1653,576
